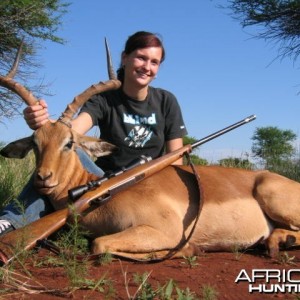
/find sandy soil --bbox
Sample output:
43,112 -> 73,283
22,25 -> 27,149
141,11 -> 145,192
1,246 -> 300,299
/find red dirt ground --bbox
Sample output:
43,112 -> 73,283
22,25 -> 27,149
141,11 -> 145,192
1,247 -> 300,299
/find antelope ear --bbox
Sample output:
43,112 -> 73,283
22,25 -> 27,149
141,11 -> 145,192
0,136 -> 34,159
78,135 -> 118,158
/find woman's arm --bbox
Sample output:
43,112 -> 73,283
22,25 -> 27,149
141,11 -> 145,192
166,138 -> 184,165
70,112 -> 93,135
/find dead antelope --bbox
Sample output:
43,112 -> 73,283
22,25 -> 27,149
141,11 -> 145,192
1,42 -> 300,260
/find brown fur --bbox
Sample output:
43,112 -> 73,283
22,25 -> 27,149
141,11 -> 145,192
2,124 -> 300,260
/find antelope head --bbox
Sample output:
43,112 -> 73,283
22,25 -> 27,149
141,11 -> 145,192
0,40 -> 121,207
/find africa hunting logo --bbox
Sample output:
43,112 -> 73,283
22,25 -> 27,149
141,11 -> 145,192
235,269 -> 300,293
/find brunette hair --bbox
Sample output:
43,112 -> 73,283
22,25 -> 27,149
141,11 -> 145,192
117,31 -> 165,82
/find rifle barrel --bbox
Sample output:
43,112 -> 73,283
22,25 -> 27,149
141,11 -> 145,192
191,114 -> 256,149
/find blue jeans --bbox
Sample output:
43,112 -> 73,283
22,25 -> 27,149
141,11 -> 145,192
0,148 -> 104,229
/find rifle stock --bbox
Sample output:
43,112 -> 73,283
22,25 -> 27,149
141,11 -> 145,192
0,208 -> 68,265
0,115 -> 256,265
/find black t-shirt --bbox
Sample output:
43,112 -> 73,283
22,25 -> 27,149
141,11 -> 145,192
80,86 -> 187,171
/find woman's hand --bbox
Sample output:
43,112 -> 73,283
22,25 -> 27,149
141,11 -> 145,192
23,99 -> 50,130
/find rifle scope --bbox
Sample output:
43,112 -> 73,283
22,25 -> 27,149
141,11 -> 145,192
68,155 -> 152,200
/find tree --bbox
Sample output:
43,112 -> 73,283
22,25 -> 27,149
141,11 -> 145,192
0,0 -> 69,121
251,126 -> 297,168
227,1 -> 300,62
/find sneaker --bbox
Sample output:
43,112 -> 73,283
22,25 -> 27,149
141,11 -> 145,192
0,220 -> 14,237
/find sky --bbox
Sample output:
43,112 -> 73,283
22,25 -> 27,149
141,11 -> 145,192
1,0 -> 300,163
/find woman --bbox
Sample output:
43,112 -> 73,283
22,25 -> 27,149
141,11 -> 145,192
0,31 -> 187,235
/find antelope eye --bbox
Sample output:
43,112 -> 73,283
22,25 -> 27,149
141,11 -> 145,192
65,140 -> 74,150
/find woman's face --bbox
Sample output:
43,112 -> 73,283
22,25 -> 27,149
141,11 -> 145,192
122,47 -> 162,88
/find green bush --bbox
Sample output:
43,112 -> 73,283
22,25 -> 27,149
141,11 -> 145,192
267,158 -> 300,182
0,152 -> 35,210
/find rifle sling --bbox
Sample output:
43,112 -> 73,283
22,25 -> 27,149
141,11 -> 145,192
141,152 -> 204,262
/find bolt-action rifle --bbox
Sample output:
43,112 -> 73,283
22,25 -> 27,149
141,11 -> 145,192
0,115 -> 256,265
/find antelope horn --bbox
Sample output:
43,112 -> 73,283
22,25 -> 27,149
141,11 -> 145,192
60,38 -> 121,124
105,38 -> 117,80
0,41 -> 38,106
